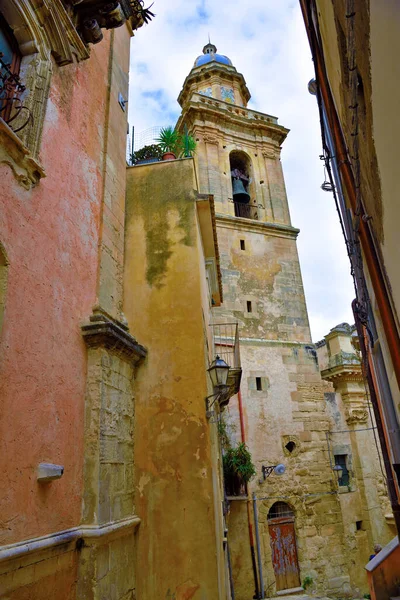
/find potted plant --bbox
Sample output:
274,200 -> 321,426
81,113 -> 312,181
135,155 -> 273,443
223,442 -> 256,496
155,126 -> 179,160
130,143 -> 163,165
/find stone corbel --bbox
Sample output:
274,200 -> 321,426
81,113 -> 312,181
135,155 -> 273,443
81,308 -> 147,365
345,407 -> 369,425
0,118 -> 45,189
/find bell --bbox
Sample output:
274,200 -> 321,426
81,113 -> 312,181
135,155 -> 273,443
232,178 -> 250,203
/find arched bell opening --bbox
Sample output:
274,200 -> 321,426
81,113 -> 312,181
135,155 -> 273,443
229,150 -> 255,219
267,501 -> 301,592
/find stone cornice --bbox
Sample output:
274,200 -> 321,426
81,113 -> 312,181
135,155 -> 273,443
81,310 -> 146,364
177,93 -> 289,145
215,212 -> 299,239
321,364 -> 363,382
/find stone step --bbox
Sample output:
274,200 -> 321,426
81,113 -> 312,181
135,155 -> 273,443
275,588 -> 304,597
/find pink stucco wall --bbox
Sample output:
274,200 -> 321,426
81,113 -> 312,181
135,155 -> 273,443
0,36 -> 112,545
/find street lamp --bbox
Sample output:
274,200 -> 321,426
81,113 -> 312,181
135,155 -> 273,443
208,355 -> 230,388
261,464 -> 286,481
205,356 -> 230,417
333,464 -> 343,483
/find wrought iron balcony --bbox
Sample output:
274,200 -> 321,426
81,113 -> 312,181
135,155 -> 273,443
0,54 -> 32,134
210,322 -> 242,406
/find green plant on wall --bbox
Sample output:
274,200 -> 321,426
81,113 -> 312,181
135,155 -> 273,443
217,418 -> 231,450
223,442 -> 256,495
179,127 -> 197,158
155,126 -> 180,155
155,126 -> 197,158
302,576 -> 314,590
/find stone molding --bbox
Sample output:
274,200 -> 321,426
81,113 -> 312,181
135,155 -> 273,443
0,516 -> 141,565
81,310 -> 146,365
0,119 -> 46,189
177,93 -> 288,145
215,212 -> 299,239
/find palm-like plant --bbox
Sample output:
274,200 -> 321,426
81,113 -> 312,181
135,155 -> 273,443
155,127 -> 180,155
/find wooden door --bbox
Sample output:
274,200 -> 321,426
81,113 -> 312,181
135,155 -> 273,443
268,517 -> 300,591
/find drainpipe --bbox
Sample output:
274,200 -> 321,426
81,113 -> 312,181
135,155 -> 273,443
253,493 -> 265,599
237,389 -> 260,598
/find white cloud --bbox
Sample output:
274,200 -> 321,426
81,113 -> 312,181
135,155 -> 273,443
128,0 -> 355,342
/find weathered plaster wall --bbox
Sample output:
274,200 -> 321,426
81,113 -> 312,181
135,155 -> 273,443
0,36 -> 111,546
0,19 -> 134,599
124,158 -> 226,600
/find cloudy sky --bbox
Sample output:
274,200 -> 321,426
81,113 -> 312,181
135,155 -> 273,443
127,0 -> 355,342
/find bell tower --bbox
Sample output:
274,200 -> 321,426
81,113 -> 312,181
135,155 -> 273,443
177,42 -> 293,227
176,45 -> 354,597
176,43 -> 311,341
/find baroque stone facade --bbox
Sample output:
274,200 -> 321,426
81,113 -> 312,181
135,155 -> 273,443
176,43 -> 393,598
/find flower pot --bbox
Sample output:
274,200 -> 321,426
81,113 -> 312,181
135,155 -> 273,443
162,152 -> 176,161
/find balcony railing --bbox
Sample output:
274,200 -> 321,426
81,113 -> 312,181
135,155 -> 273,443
228,199 -> 259,220
0,53 -> 32,133
210,322 -> 242,406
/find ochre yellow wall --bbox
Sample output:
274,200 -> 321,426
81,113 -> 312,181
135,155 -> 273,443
124,158 -> 226,599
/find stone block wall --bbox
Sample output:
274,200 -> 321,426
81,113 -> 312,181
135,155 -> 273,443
83,348 -> 135,526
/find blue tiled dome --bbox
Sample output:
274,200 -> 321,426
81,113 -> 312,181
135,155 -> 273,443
194,43 -> 232,68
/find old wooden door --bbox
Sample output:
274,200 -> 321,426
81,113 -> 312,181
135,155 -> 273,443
268,516 -> 300,591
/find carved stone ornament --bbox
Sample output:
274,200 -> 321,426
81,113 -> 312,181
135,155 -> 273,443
345,407 -> 369,425
262,149 -> 275,159
37,0 -> 90,65
82,309 -> 147,365
0,118 -> 45,189
202,134 -> 219,145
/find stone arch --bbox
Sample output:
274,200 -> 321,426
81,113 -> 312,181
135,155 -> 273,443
229,149 -> 257,218
267,501 -> 295,521
0,241 -> 9,337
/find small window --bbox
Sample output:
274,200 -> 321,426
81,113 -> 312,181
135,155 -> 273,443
246,301 -> 252,313
335,454 -> 350,486
285,441 -> 296,453
240,239 -> 245,250
268,502 -> 294,520
256,377 -> 262,391
356,520 -> 363,531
